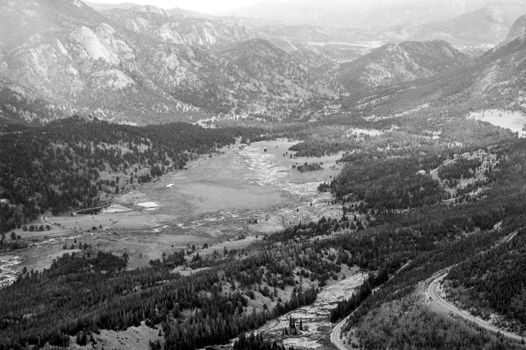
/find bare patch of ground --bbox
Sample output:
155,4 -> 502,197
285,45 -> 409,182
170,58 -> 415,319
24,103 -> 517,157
68,322 -> 163,350
468,109 -> 526,133
0,255 -> 21,288
256,268 -> 366,349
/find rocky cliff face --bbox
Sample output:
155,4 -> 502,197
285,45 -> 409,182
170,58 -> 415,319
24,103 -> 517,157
101,5 -> 251,47
0,0 -> 338,124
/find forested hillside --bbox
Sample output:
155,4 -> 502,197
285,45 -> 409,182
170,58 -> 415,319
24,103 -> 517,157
338,40 -> 469,92
2,2 -> 526,349
325,137 -> 526,349
0,0 -> 338,124
443,142 -> 526,330
4,136 -> 526,349
344,25 -> 526,117
0,117 -> 262,233
0,224 -> 346,349
446,230 -> 526,330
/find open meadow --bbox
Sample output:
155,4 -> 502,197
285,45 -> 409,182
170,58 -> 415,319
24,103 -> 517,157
1,139 -> 343,276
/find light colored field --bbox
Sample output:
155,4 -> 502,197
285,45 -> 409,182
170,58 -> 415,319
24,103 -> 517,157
137,201 -> 160,209
11,139 -> 344,272
0,255 -> 21,289
283,337 -> 322,349
467,109 -> 526,133
103,204 -> 133,213
68,322 -> 163,350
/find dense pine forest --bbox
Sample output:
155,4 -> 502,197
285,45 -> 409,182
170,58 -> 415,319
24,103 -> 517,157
0,117 -> 263,233
2,117 -> 526,349
0,240 -> 323,349
447,228 -> 526,330
327,139 -> 526,349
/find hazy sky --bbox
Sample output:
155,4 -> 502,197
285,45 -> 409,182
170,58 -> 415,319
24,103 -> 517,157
90,0 -> 522,17
90,0 -> 279,14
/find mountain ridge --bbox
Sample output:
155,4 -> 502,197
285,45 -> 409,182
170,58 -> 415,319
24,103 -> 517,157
228,0 -> 526,30
503,14 -> 526,44
347,17 -> 526,117
338,40 -> 470,92
380,6 -> 513,47
0,0 -> 338,124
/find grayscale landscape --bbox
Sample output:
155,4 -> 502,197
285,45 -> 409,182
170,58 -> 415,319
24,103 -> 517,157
1,0 -> 526,349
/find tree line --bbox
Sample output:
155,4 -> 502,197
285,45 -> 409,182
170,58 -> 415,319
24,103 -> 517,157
0,116 -> 263,233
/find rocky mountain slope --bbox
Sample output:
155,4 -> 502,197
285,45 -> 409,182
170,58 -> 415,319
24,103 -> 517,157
100,5 -> 250,47
503,14 -> 526,44
0,0 -> 337,124
448,18 -> 526,110
230,0 -> 526,50
381,6 -> 513,47
338,40 -> 470,92
0,78 -> 72,124
350,15 -> 526,116
4,0 -> 522,126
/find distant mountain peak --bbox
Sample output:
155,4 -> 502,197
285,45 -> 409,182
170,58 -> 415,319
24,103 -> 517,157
338,39 -> 470,92
129,4 -> 169,17
0,0 -> 339,124
477,6 -> 505,23
504,14 -> 526,44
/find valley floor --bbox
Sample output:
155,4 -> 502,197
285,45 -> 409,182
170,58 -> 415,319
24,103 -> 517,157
0,138 -> 343,284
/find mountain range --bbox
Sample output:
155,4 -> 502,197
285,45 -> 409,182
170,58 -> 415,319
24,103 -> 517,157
504,14 -> 526,44
0,0 -> 338,124
338,40 -> 470,93
349,18 -> 526,117
0,0 -> 525,125
380,6 -> 513,47
228,0 -> 526,30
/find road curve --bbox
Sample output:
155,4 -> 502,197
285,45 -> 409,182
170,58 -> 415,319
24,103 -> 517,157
426,273 -> 526,345
329,261 -> 412,350
40,214 -> 59,227
330,230 -> 523,349
330,314 -> 350,350
426,229 -> 525,345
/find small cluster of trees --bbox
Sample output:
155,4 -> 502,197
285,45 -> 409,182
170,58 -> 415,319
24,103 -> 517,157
234,332 -> 294,350
293,162 -> 323,173
0,231 -> 26,251
330,269 -> 390,323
